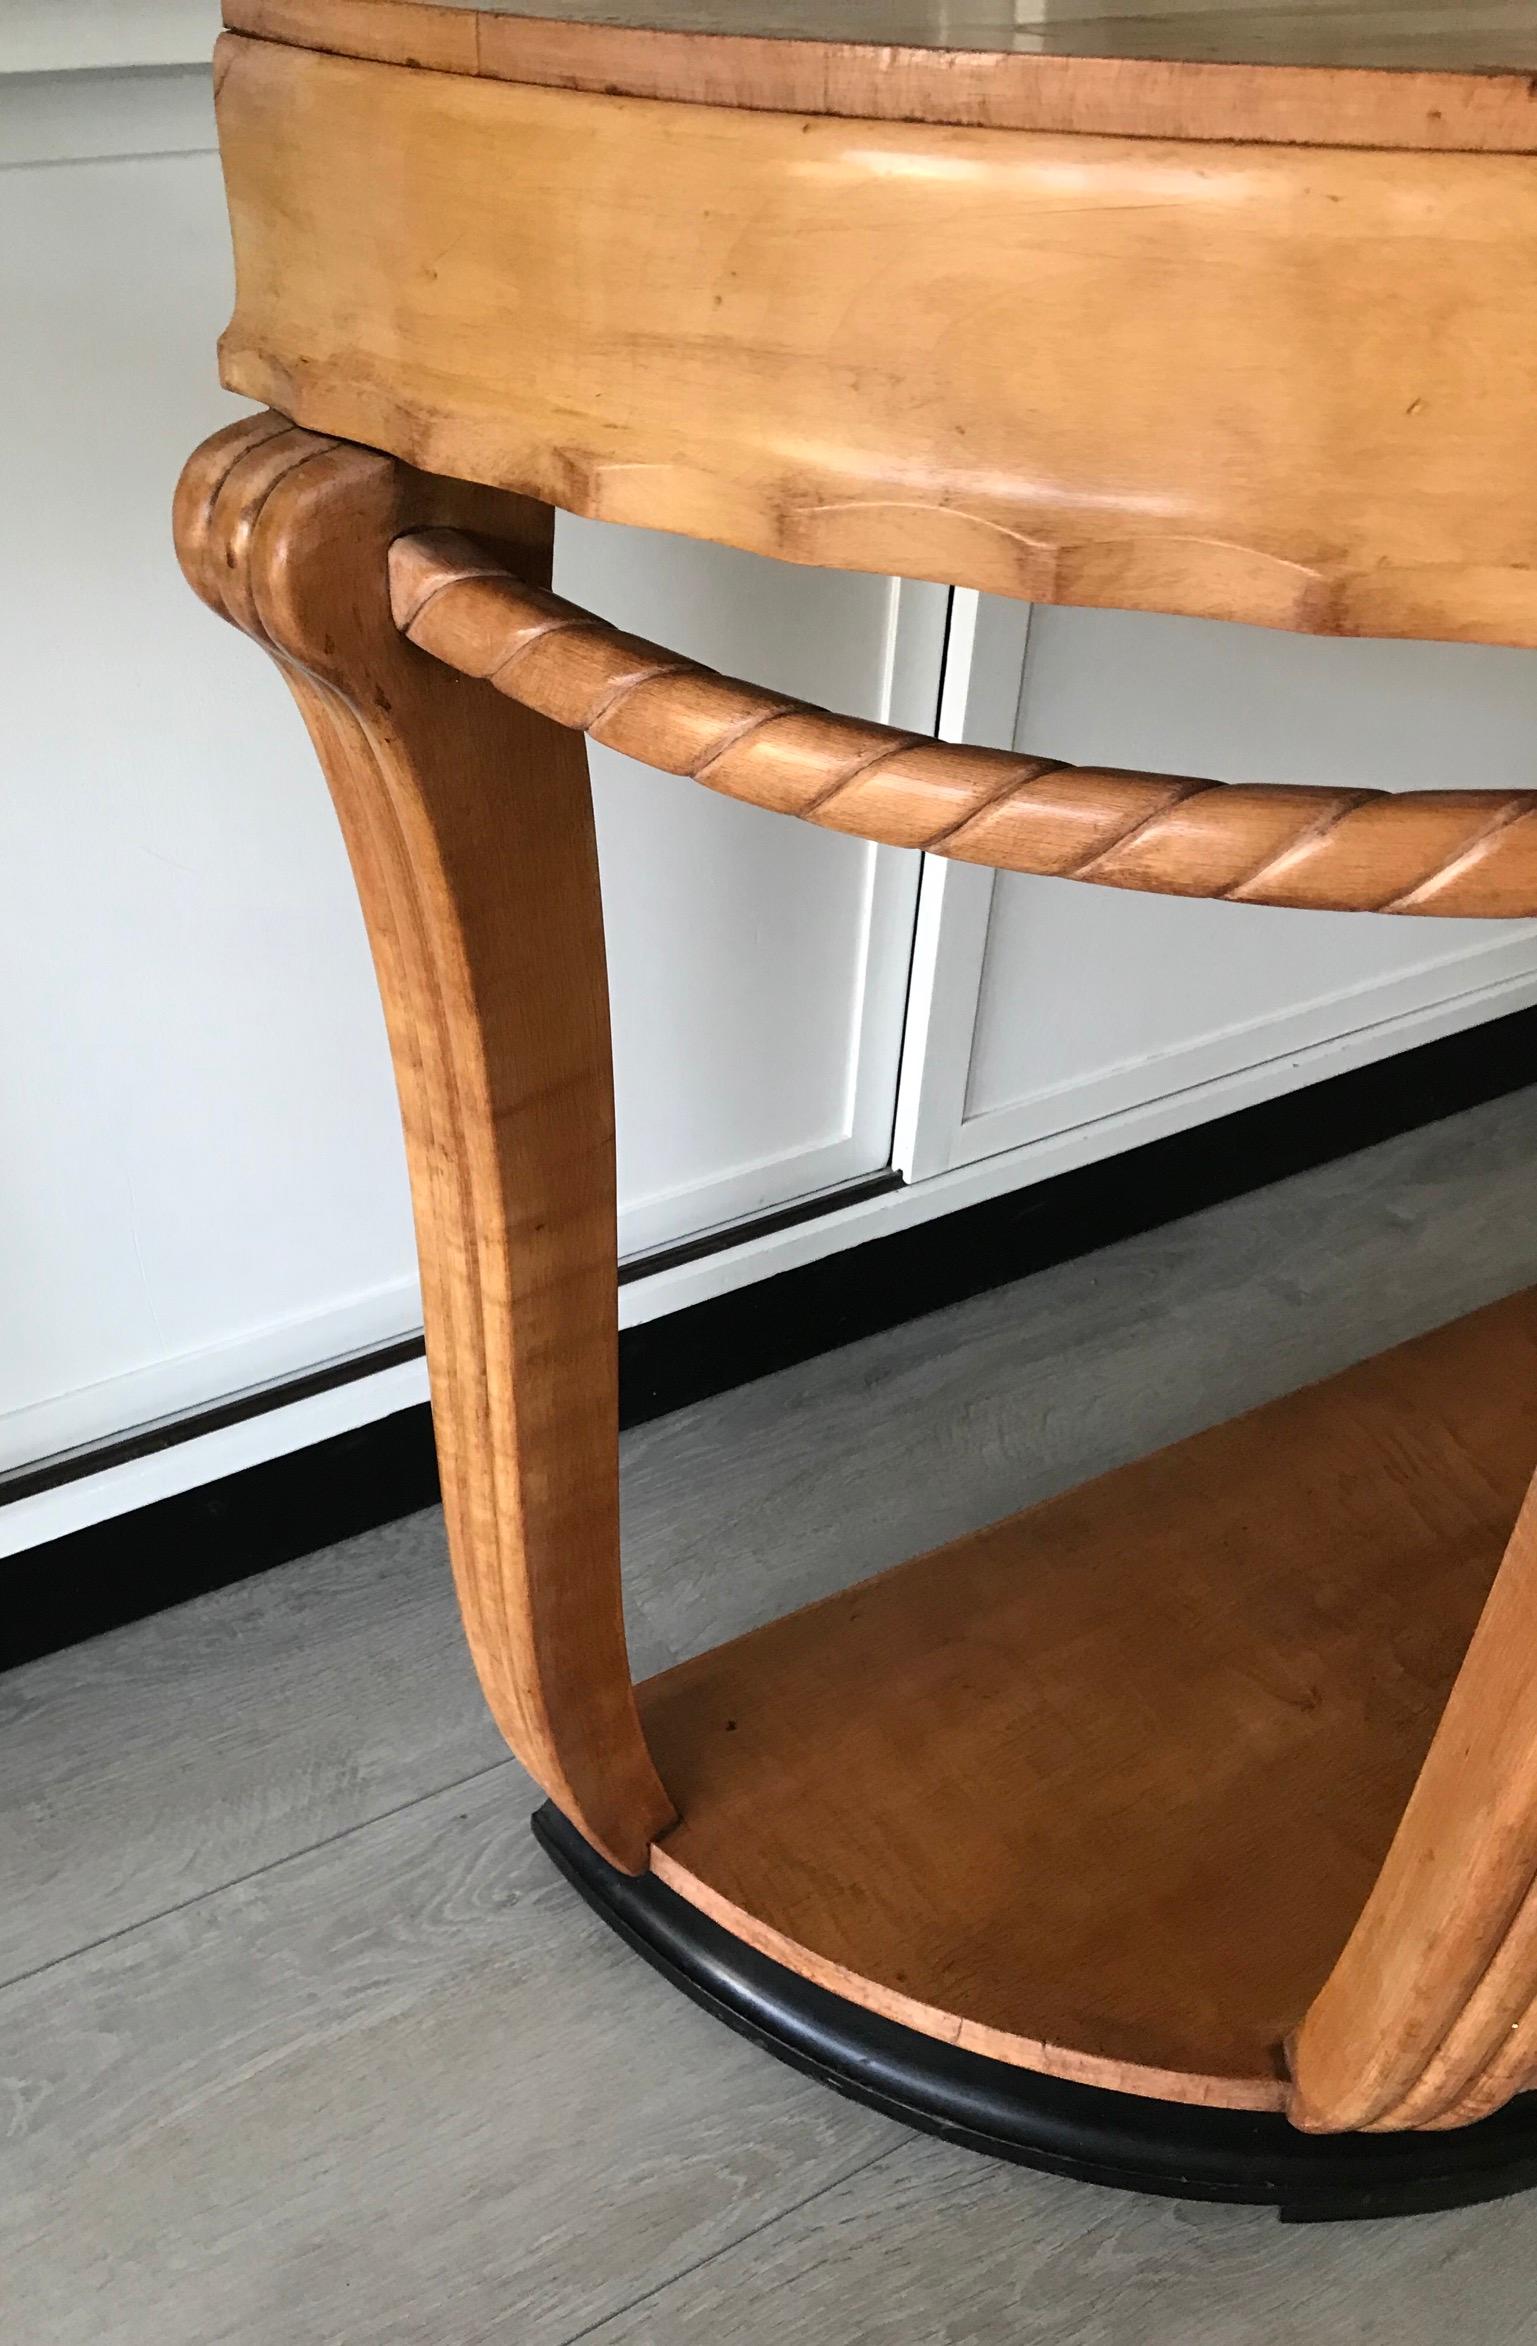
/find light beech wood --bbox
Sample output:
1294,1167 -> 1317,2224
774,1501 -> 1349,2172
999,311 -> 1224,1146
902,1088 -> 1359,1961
392,530 -> 1537,916
1290,1470 -> 1537,2133
641,1292 -> 1537,2109
173,414 -> 673,1874
185,0 -> 1537,2146
215,36 -> 1537,648
224,0 -> 1537,153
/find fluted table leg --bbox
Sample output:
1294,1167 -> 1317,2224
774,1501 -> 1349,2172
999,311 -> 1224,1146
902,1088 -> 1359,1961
1292,1461 -> 1537,2132
174,413 -> 675,1873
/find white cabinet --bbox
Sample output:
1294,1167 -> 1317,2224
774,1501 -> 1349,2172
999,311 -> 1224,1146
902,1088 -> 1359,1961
1,3 -> 218,74
898,596 -> 1537,1185
0,65 -> 940,1489
557,521 -> 940,1259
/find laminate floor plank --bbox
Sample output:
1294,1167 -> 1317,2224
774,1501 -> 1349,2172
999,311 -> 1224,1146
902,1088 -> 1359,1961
587,2133 -> 1537,2346
0,1510 -> 502,1985
0,1764 -> 899,2346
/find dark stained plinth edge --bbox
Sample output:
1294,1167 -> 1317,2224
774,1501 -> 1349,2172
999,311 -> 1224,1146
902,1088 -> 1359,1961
533,1801 -> 1537,2221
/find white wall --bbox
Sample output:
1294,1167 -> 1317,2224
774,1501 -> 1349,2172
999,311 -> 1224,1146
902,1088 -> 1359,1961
2,69 -> 421,1475
3,1 -> 218,74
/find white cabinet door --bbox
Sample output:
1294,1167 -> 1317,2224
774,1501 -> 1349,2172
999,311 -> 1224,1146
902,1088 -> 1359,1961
555,521 -> 941,1261
0,67 -> 937,1476
898,597 -> 1537,1183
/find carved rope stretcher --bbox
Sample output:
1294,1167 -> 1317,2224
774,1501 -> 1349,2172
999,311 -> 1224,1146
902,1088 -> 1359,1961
391,530 -> 1537,920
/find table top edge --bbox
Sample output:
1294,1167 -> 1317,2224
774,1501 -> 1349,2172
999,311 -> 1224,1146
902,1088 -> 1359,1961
220,2 -> 1537,154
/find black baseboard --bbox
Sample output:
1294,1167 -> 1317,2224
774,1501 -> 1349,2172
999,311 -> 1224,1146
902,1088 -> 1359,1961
6,1003 -> 1537,1671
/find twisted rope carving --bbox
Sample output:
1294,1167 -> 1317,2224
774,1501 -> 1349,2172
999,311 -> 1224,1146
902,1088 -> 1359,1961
391,529 -> 1537,917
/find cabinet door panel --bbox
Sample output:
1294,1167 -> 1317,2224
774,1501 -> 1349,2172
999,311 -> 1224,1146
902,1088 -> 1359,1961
555,516 -> 936,1259
904,601 -> 1537,1180
0,77 -> 936,1477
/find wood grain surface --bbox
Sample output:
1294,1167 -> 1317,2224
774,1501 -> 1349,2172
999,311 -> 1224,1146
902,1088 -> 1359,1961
1293,1461 -> 1537,2131
642,1292 -> 1537,2109
223,0 -> 1537,153
174,414 -> 672,1873
394,529 -> 1537,916
216,39 -> 1537,645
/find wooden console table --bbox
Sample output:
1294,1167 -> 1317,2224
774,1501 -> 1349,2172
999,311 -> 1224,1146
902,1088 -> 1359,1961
179,0 -> 1537,2218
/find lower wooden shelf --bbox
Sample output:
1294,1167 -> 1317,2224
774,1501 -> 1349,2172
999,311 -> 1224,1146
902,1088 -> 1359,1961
639,1290 -> 1537,2112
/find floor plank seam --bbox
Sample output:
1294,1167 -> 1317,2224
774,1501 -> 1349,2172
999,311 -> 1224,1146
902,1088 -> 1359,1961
0,1750 -> 524,1997
542,2141 -> 911,2346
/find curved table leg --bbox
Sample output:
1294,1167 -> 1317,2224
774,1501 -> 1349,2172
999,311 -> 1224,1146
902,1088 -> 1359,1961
173,413 -> 674,1873
1292,1457 -> 1537,2132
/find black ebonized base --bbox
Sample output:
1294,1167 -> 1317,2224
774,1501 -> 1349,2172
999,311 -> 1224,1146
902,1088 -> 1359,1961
533,1802 -> 1537,2222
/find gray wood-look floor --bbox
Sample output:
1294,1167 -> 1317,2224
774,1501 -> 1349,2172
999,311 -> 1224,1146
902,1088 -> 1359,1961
9,1091 -> 1537,2344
